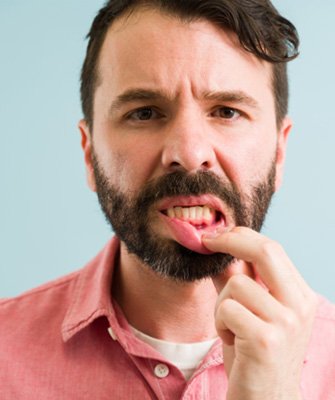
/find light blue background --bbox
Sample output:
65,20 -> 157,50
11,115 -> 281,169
1,1 -> 334,302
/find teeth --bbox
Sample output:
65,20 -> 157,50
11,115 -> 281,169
195,206 -> 203,219
189,207 -> 196,219
165,205 -> 216,223
203,206 -> 211,220
182,207 -> 190,219
167,208 -> 175,218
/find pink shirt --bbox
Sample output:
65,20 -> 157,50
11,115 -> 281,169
1,237 -> 335,399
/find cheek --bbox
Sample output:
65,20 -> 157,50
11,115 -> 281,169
104,147 -> 158,193
215,131 -> 277,188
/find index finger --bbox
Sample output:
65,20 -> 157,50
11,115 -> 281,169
203,227 -> 308,306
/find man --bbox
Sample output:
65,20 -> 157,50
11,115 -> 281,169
1,0 -> 334,399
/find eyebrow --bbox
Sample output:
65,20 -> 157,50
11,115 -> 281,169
108,87 -> 259,115
109,89 -> 168,115
202,90 -> 259,109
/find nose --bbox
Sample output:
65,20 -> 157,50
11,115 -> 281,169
161,110 -> 217,173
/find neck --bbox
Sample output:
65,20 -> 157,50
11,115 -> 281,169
112,242 -> 219,343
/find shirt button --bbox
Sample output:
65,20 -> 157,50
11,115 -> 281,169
154,363 -> 170,378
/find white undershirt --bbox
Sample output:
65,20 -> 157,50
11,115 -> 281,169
131,326 -> 218,380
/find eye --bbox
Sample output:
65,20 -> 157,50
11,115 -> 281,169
212,107 -> 241,120
126,107 -> 160,121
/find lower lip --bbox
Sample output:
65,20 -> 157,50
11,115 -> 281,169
159,213 -> 226,254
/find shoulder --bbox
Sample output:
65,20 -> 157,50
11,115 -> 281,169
1,270 -> 77,302
0,269 -> 80,308
0,268 -> 85,384
0,270 -> 81,334
0,237 -> 119,340
0,237 -> 119,317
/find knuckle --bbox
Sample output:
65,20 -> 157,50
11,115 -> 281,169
228,273 -> 248,291
281,310 -> 298,331
256,327 -> 281,354
218,298 -> 234,314
215,298 -> 227,317
259,239 -> 283,259
215,299 -> 234,324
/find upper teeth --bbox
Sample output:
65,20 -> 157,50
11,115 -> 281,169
166,205 -> 215,222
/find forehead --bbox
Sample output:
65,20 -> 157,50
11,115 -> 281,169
96,8 -> 273,106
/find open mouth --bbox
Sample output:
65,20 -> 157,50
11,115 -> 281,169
157,196 -> 227,254
161,205 -> 224,229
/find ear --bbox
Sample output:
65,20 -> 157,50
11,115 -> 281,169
78,119 -> 97,192
274,116 -> 292,191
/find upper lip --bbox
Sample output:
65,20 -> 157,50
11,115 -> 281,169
157,194 -> 228,218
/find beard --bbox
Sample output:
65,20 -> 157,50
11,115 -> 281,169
92,152 -> 276,282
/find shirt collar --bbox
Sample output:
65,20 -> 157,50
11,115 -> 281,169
60,237 -> 189,360
60,236 -> 312,368
61,237 -> 120,342
60,237 -> 225,364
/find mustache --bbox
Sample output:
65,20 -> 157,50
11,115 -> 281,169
135,170 -> 244,212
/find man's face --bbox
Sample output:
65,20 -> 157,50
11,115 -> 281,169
80,9 -> 291,281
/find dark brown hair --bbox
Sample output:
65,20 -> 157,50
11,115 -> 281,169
80,0 -> 299,130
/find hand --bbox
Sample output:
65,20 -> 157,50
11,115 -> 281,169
202,227 -> 317,400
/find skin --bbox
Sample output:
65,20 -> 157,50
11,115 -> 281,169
79,8 -> 317,399
203,228 -> 317,399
